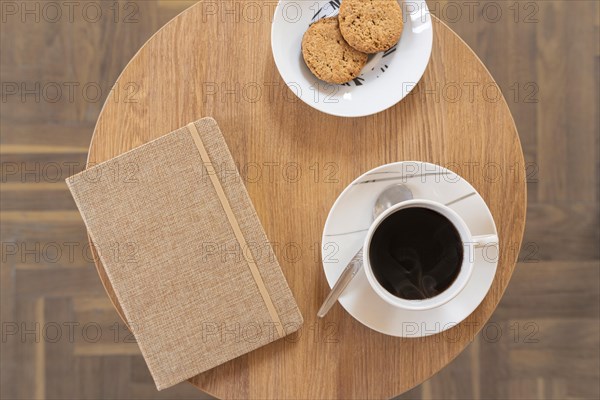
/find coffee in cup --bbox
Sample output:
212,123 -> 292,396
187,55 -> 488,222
368,207 -> 463,300
363,199 -> 498,311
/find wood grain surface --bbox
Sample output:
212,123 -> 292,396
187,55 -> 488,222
85,3 -> 526,399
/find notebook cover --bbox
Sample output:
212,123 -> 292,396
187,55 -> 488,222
66,117 -> 303,390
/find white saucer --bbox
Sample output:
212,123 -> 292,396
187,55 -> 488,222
321,162 -> 498,337
271,1 -> 433,117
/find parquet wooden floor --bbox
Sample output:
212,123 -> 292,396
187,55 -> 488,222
1,1 -> 598,399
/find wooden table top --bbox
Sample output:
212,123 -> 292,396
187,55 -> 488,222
87,2 -> 526,399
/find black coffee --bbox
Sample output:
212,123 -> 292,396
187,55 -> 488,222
369,207 -> 463,300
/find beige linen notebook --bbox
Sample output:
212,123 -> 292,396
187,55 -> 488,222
67,117 -> 303,390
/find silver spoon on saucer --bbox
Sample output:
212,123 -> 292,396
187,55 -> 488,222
317,184 -> 413,318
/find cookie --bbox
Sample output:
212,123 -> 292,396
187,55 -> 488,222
339,0 -> 404,54
301,17 -> 368,84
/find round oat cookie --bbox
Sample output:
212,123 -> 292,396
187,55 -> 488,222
339,0 -> 404,54
301,17 -> 368,84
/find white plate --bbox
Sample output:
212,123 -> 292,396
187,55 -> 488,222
271,0 -> 433,117
321,162 -> 498,337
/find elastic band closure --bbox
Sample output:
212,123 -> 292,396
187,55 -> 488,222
187,122 -> 285,339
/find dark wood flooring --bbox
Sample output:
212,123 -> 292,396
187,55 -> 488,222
1,1 -> 598,399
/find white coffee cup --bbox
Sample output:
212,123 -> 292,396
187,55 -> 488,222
363,199 -> 498,311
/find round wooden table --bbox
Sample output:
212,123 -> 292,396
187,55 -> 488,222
88,3 -> 526,399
